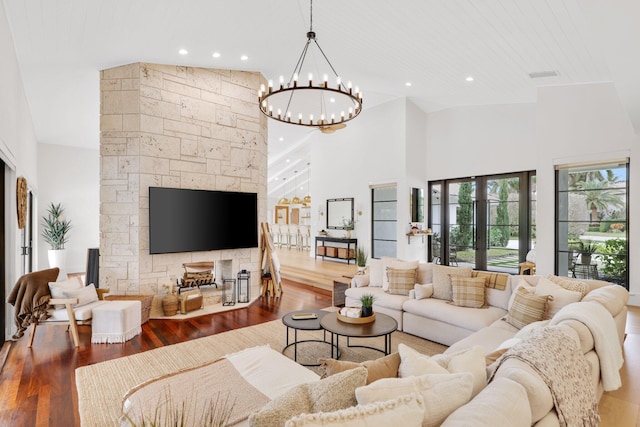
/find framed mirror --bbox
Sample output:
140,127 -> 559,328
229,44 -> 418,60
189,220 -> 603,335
275,205 -> 289,224
410,188 -> 424,222
327,198 -> 354,229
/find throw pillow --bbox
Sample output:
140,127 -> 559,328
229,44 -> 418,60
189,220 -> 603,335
368,258 -> 383,287
450,276 -> 486,308
284,393 -> 425,427
319,352 -> 400,384
534,276 -> 583,319
382,259 -> 418,291
414,283 -> 434,300
546,275 -> 588,298
507,278 -> 536,309
386,267 -> 417,296
471,270 -> 509,291
441,378 -> 531,427
355,372 -> 473,427
397,343 -> 449,377
505,287 -> 551,330
48,277 -> 83,308
432,345 -> 487,397
62,283 -> 99,307
249,367 -> 367,427
416,262 -> 433,284
432,265 -> 472,301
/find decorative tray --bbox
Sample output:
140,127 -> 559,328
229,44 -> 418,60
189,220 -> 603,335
337,312 -> 376,324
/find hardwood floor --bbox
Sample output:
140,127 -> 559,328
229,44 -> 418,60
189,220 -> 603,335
0,249 -> 638,426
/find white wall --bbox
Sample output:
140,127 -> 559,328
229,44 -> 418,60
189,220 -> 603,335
426,82 -> 638,304
0,0 -> 40,339
36,143 -> 100,275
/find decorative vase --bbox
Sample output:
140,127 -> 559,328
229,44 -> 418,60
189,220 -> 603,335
357,266 -> 366,274
345,230 -> 352,239
48,249 -> 66,269
361,306 -> 373,317
162,295 -> 179,316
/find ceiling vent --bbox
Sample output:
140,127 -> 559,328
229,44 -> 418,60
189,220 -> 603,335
528,70 -> 559,79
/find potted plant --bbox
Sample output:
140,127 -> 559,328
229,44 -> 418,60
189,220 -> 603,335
355,248 -> 368,274
579,240 -> 600,265
360,293 -> 375,317
41,202 -> 72,269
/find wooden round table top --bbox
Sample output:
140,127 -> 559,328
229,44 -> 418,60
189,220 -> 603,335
282,309 -> 330,331
320,311 -> 397,338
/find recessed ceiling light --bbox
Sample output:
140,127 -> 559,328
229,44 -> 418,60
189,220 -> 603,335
330,98 -> 335,103
240,55 -> 249,61
286,159 -> 290,163
279,137 -> 284,141
274,177 -> 279,180
178,49 -> 188,55
405,82 -> 412,87
465,76 -> 474,82
212,52 -> 221,58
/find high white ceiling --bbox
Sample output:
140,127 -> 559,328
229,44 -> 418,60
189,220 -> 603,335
3,0 -> 639,200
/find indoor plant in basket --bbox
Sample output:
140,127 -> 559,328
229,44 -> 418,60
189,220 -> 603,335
355,248 -> 368,274
579,240 -> 600,265
360,293 -> 375,317
41,202 -> 72,269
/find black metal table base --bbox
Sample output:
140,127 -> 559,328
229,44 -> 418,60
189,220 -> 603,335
283,327 -> 340,366
327,332 -> 393,359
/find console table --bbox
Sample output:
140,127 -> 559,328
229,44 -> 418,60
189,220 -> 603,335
315,236 -> 357,264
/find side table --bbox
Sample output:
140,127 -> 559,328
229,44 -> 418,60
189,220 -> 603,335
281,309 -> 338,366
332,276 -> 351,307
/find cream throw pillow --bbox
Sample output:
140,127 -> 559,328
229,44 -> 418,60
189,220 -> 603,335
398,343 -> 449,377
432,345 -> 487,397
450,276 -> 486,308
414,283 -> 434,300
62,283 -> 99,307
534,276 -> 583,319
249,367 -> 367,427
356,373 -> 473,427
284,393 -> 425,427
48,277 -> 83,308
432,265 -> 472,301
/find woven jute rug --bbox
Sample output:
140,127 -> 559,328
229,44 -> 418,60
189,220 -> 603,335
75,317 -> 447,426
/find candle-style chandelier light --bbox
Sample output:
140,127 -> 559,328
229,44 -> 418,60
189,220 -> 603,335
258,0 -> 362,131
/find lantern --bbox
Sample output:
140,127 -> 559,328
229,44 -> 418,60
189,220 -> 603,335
222,278 -> 236,306
237,270 -> 251,303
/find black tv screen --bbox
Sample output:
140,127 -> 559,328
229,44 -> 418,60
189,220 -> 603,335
149,187 -> 258,254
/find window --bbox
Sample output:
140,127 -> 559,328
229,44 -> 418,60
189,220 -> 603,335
556,160 -> 628,288
429,171 -> 535,273
371,186 -> 397,258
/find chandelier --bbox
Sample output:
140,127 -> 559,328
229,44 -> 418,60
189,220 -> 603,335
258,0 -> 362,130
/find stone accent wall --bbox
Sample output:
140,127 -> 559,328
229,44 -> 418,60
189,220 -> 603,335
100,63 -> 267,298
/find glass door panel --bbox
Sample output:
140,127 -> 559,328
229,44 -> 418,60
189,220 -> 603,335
429,184 -> 442,263
447,181 -> 476,269
486,177 -> 520,274
372,186 -> 397,258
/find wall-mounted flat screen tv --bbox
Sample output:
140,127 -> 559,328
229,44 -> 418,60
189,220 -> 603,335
149,187 -> 258,254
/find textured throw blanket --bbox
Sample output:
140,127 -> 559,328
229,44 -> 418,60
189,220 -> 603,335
6,268 -> 59,339
550,300 -> 624,391
489,327 -> 599,427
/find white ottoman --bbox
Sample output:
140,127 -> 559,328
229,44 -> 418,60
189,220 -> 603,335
91,300 -> 142,344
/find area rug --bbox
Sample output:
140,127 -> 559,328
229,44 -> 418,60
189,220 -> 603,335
75,318 -> 447,426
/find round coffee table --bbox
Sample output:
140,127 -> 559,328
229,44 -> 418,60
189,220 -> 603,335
320,312 -> 398,359
282,309 -> 338,366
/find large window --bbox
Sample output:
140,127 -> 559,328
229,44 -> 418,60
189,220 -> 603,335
371,186 -> 397,259
556,161 -> 628,289
429,171 -> 535,273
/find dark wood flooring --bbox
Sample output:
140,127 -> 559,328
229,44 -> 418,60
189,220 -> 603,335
0,280 -> 331,427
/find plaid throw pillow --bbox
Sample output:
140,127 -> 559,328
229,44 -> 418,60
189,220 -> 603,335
450,277 -> 486,308
432,265 -> 473,301
471,271 -> 509,291
386,267 -> 417,296
505,287 -> 551,329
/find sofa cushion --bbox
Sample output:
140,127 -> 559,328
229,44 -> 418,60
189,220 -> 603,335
398,343 -> 449,377
582,284 -> 629,317
441,378 -> 531,427
432,265 -> 472,301
249,367 -> 367,427
432,345 -> 487,397
368,258 -> 383,287
387,267 -> 417,296
355,372 -> 473,427
319,352 -> 401,385
445,319 -> 518,356
451,277 -> 486,308
47,299 -> 108,322
546,275 -> 588,298
285,393 -> 425,427
345,287 -> 408,311
505,287 -> 550,329
416,262 -> 433,284
403,298 -> 507,333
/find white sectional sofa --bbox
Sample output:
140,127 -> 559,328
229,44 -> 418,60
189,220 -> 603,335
344,257 -> 629,425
